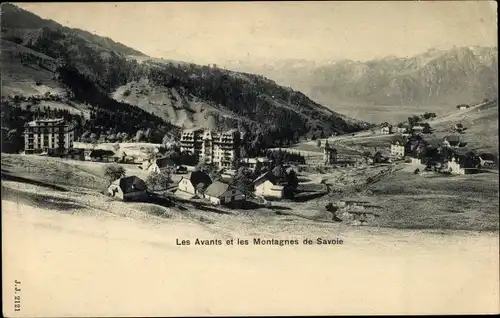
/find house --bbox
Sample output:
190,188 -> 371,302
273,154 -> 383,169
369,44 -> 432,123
176,170 -> 212,197
410,156 -> 423,166
240,157 -> 271,171
454,123 -> 465,133
380,124 -> 393,135
390,140 -> 405,159
411,124 -> 426,134
323,143 -> 337,165
372,152 -> 385,164
142,156 -> 175,174
478,153 -> 496,168
89,149 -> 115,162
107,176 -> 148,201
395,125 -> 409,134
446,150 -> 479,175
442,135 -> 462,148
253,172 -> 284,199
203,181 -> 245,206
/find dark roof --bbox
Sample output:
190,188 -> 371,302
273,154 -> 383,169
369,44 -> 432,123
183,170 -> 212,188
421,136 -> 442,148
114,176 -> 147,194
253,172 -> 280,185
443,135 -> 461,144
204,181 -> 232,198
156,157 -> 176,168
479,153 -> 496,161
67,148 -> 84,155
90,149 -> 115,157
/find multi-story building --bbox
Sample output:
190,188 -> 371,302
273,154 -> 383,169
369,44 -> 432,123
180,128 -> 241,168
24,118 -> 75,155
390,140 -> 406,159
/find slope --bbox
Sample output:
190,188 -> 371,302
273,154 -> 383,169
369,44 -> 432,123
1,3 -> 368,151
430,99 -> 499,155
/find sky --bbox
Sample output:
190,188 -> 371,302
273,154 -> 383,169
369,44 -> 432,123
14,1 -> 498,65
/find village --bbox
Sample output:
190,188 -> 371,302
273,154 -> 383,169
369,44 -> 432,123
11,98 -> 497,228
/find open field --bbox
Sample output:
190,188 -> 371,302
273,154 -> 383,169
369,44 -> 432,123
332,103 -> 449,124
3,194 -> 499,316
2,153 -> 498,232
2,152 -> 499,316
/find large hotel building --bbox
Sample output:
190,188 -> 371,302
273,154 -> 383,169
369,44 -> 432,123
180,128 -> 241,168
24,118 -> 75,154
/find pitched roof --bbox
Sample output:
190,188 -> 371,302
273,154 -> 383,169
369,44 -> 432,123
183,170 -> 212,188
204,181 -> 232,198
253,172 -> 280,185
443,135 -> 461,144
479,153 -> 496,161
155,157 -> 176,168
90,149 -> 115,157
421,136 -> 442,148
112,176 -> 147,194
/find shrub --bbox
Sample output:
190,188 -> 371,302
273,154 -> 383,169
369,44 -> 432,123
103,164 -> 126,185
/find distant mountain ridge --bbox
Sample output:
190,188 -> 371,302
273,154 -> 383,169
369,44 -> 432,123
226,46 -> 498,108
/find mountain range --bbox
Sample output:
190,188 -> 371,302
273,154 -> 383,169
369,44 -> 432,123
225,46 -> 498,108
1,3 -> 367,153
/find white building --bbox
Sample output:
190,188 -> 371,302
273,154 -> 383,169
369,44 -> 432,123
203,181 -> 245,205
24,118 -> 75,155
390,141 -> 405,159
142,156 -> 175,174
447,157 -> 466,175
180,128 -> 241,168
380,125 -> 393,134
395,126 -> 409,133
176,171 -> 212,197
253,172 -> 284,199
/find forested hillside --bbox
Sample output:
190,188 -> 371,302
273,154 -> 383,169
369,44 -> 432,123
1,3 -> 367,154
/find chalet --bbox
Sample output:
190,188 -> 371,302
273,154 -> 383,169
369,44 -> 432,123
411,124 -> 425,134
478,153 -> 496,168
395,125 -> 409,134
177,170 -> 212,197
142,156 -> 175,174
89,149 -> 115,162
107,176 -> 148,201
442,135 -> 462,148
390,140 -> 405,159
203,181 -> 245,206
253,172 -> 284,199
372,152 -> 385,164
380,124 -> 393,135
446,150 -> 479,175
454,123 -> 464,133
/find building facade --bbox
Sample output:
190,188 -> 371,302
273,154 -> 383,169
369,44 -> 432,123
180,128 -> 241,168
253,173 -> 284,199
390,141 -> 405,159
24,118 -> 75,155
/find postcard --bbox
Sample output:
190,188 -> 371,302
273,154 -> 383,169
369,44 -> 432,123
2,1 -> 499,316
